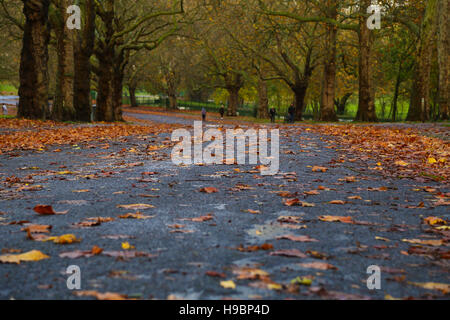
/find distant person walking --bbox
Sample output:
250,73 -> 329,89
202,107 -> 207,121
219,105 -> 225,119
2,104 -> 7,116
269,107 -> 277,123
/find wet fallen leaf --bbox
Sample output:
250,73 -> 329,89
291,276 -> 313,286
269,249 -> 307,258
319,216 -> 354,224
402,239 -> 444,247
408,282 -> 450,294
298,262 -> 338,271
0,250 -> 49,264
395,160 -> 409,167
121,242 -> 135,250
205,271 -> 226,278
43,234 -> 81,244
424,217 -> 446,226
118,212 -> 155,220
73,291 -> 128,300
33,205 -> 67,215
328,200 -> 346,205
220,280 -> 236,289
117,204 -> 155,210
21,224 -> 52,234
199,187 -> 219,194
244,209 -> 261,214
312,166 -> 328,173
276,235 -> 318,243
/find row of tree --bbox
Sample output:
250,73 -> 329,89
0,0 -> 448,122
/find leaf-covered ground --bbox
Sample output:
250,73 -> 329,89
0,113 -> 448,300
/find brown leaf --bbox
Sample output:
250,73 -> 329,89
73,291 -> 128,300
319,216 -> 354,224
205,271 -> 226,278
199,187 -> 219,194
33,205 -> 67,215
328,200 -> 346,205
21,224 -> 52,234
269,249 -> 307,258
276,235 -> 319,243
298,262 -> 338,270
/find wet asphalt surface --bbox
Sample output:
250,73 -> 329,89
0,112 -> 448,300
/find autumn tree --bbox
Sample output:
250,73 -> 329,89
16,0 -> 51,119
93,0 -> 184,122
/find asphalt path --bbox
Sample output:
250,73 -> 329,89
0,112 -> 448,300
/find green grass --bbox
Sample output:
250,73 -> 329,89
0,83 -> 18,94
0,115 -> 14,119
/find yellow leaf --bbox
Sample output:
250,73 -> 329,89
402,239 -> 443,246
0,250 -> 49,264
291,277 -> 312,286
121,242 -> 135,250
220,280 -> 236,289
44,234 -> 80,244
395,160 -> 409,167
408,282 -> 450,294
267,283 -> 283,290
424,217 -> 446,226
427,157 -> 437,164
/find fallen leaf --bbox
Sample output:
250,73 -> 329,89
408,282 -> 450,294
298,262 -> 338,270
117,204 -> 155,210
424,217 -> 446,226
200,187 -> 219,194
276,235 -> 318,243
402,239 -> 444,247
21,224 -> 52,234
319,216 -> 354,224
73,291 -> 127,300
0,250 -> 49,264
121,242 -> 135,250
269,249 -> 307,258
291,276 -> 313,286
118,212 -> 154,220
33,205 -> 67,215
328,200 -> 346,205
42,234 -> 81,244
206,271 -> 226,278
395,160 -> 409,167
220,280 -> 236,289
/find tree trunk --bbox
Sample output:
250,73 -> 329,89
355,0 -> 377,122
52,0 -> 75,121
18,0 -> 51,120
113,69 -> 124,122
73,0 -> 95,122
406,0 -> 437,121
257,77 -> 269,119
96,57 -> 115,122
168,95 -> 178,109
129,84 -> 138,108
335,93 -> 352,115
437,0 -> 449,120
227,87 -> 240,116
391,66 -> 402,122
320,4 -> 338,121
293,85 -> 307,121
95,0 -> 116,122
166,71 -> 178,109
